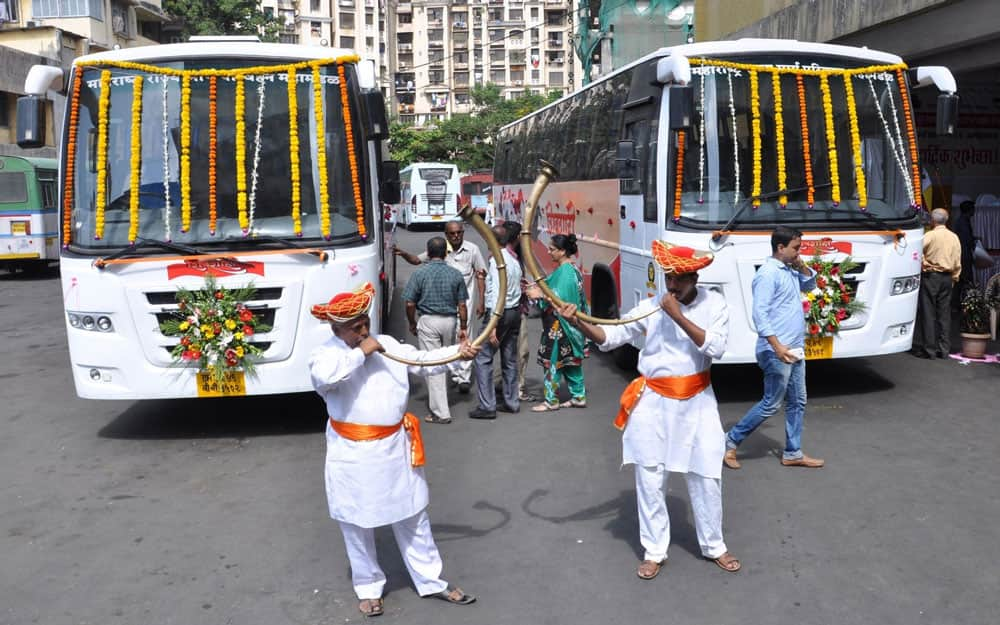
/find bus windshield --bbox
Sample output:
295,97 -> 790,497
67,59 -> 368,250
677,54 -> 920,228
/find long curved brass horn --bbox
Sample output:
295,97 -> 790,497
520,160 -> 660,326
380,203 -> 507,366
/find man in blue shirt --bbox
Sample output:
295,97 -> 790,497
724,226 -> 825,469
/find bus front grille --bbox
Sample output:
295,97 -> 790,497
145,287 -> 284,305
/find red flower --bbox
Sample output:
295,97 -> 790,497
835,309 -> 848,321
816,276 -> 827,289
238,308 -> 254,322
215,291 -> 224,300
190,350 -> 202,360
841,293 -> 851,303
802,300 -> 811,313
180,336 -> 191,346
811,263 -> 821,271
242,325 -> 254,336
826,323 -> 835,332
831,266 -> 840,276
809,324 -> 821,335
182,350 -> 195,361
224,348 -> 239,366
213,322 -> 222,334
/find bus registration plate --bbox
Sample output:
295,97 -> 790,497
196,371 -> 246,397
804,337 -> 833,360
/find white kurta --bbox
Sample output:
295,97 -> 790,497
309,334 -> 460,528
598,288 -> 729,479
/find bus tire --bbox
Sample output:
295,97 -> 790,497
590,263 -> 637,371
613,344 -> 639,371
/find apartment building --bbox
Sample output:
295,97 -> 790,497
260,0 -> 392,99
392,0 -> 581,126
0,0 -> 168,157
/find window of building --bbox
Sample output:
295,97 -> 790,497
530,7 -> 538,19
340,36 -> 354,48
311,21 -> 322,37
366,13 -> 374,25
366,37 -> 374,49
340,12 -> 355,29
428,49 -> 444,64
489,29 -> 503,42
548,71 -> 563,86
0,0 -> 18,22
490,69 -> 505,83
429,70 -> 445,84
111,2 -> 129,36
488,9 -> 503,23
311,0 -> 321,11
32,0 -> 103,19
509,8 -> 522,22
455,93 -> 470,106
489,49 -> 504,63
428,28 -> 443,42
454,71 -> 469,86
0,93 -> 8,127
546,10 -> 565,26
531,69 -> 540,83
454,52 -> 468,65
398,12 -> 412,25
428,7 -> 443,23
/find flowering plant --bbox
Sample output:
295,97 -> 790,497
159,276 -> 271,384
801,253 -> 866,338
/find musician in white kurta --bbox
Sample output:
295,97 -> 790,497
308,284 -> 478,614
557,241 -> 740,578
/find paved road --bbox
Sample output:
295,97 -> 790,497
2,230 -> 998,625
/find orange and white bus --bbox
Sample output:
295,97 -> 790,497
495,39 -> 957,363
17,37 -> 401,398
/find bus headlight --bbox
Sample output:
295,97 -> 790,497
890,275 -> 920,296
81,315 -> 96,330
68,311 -> 115,332
96,316 -> 113,332
68,313 -> 82,328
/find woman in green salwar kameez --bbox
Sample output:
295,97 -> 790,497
525,234 -> 590,411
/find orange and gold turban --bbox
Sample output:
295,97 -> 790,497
311,282 -> 376,323
651,240 -> 714,275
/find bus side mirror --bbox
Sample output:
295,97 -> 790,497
936,93 -> 958,136
669,85 -> 694,129
380,160 -> 401,204
362,90 -> 389,140
615,140 -> 637,180
16,96 -> 45,148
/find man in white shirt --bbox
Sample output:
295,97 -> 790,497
555,241 -> 741,579
308,283 -> 479,617
470,224 -> 523,419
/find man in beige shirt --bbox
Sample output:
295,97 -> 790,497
911,208 -> 962,359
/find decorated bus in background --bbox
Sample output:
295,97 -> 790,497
0,155 -> 58,272
17,38 -> 401,399
391,162 -> 460,229
494,39 -> 957,364
460,170 -> 494,224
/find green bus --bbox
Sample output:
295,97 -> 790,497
0,155 -> 58,272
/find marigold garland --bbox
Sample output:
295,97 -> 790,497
842,74 -> 867,210
895,68 -> 922,210
338,63 -> 366,239
819,74 -> 841,206
63,69 -> 84,248
180,75 -> 192,232
235,74 -> 248,232
208,76 -> 218,235
673,130 -> 685,222
287,69 -> 302,237
689,58 -> 906,78
749,70 -> 762,208
128,76 -> 144,244
796,74 -> 815,208
771,71 -> 787,207
77,56 -> 360,78
94,70 -> 112,240
313,66 -> 331,239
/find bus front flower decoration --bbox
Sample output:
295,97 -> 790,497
802,252 -> 866,339
159,276 -> 272,386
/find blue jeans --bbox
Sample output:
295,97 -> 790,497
726,350 -> 806,460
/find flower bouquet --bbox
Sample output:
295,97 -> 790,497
159,276 -> 271,385
802,253 -> 866,338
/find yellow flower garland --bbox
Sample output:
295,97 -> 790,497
63,70 -> 84,248
235,74 -> 248,232
338,64 -> 366,239
287,68 -> 302,237
819,74 -> 841,205
842,74 -> 867,210
208,76 -> 218,235
180,75 -> 192,232
771,71 -> 787,207
94,70 -> 112,240
128,76 -> 144,244
750,70 -> 762,208
313,66 -> 331,239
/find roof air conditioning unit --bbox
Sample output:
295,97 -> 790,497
25,20 -> 42,28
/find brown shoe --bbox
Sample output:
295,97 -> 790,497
723,449 -> 741,470
781,454 -> 825,468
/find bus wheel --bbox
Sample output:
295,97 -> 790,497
613,344 -> 639,371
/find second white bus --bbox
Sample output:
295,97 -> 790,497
394,162 -> 460,229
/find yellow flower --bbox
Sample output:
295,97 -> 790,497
225,319 -> 237,330
235,346 -> 245,358
179,321 -> 190,331
234,332 -> 244,341
204,330 -> 215,340
200,324 -> 211,334
807,292 -> 816,301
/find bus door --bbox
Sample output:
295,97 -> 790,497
618,88 -> 662,312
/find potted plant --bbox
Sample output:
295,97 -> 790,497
959,285 -> 991,359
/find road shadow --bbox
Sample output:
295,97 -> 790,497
0,263 -> 59,281
98,392 -> 326,439
713,358 -> 895,404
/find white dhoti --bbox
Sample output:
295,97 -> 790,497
340,509 -> 449,599
635,464 -> 727,562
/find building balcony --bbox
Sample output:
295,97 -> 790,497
397,3 -> 412,12
399,103 -> 415,114
430,105 -> 447,113
452,21 -> 468,30
428,19 -> 444,27
452,39 -> 468,48
397,42 -> 413,51
429,40 -> 444,48
546,39 -> 563,49
454,62 -> 468,69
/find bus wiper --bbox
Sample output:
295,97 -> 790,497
712,182 -> 833,241
778,205 -> 900,235
94,237 -> 206,268
222,234 -> 309,249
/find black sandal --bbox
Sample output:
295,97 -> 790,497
424,414 -> 452,424
358,597 -> 384,617
429,586 -> 476,605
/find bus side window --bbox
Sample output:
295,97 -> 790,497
624,118 -> 658,223
39,170 -> 57,209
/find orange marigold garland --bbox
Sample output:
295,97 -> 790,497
771,71 -> 787,207
94,70 -> 112,240
749,69 -> 762,208
842,73 -> 867,210
819,73 -> 841,206
287,68 -> 302,237
128,76 -> 144,244
313,66 -> 331,239
796,74 -> 815,208
208,76 -> 218,235
180,74 -> 192,232
673,130 -> 686,222
63,69 -> 84,248
896,68 -> 922,211
337,63 -> 366,239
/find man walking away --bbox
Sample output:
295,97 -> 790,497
724,226 -> 825,469
402,237 -> 469,424
912,208 -> 962,359
470,225 -> 523,419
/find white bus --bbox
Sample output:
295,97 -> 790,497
495,39 -> 958,363
393,162 -> 460,228
17,38 -> 401,398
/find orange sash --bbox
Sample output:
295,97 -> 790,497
614,370 -> 711,431
328,412 -> 426,467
